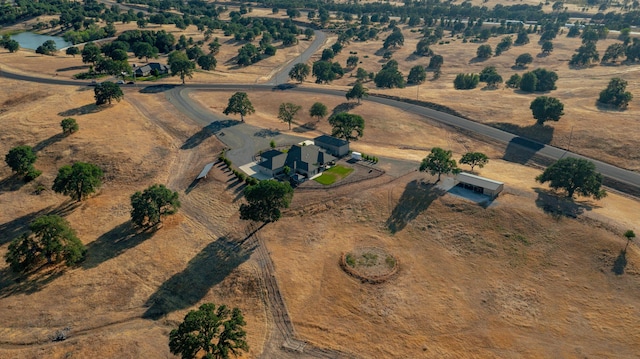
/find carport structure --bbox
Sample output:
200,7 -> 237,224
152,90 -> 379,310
455,172 -> 504,198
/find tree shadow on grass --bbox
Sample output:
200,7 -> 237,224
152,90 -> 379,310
56,65 -> 90,72
57,103 -> 104,117
0,265 -> 65,299
534,188 -> 595,219
612,250 -> 628,275
143,236 -> 255,320
332,102 -> 359,116
0,174 -> 28,194
81,221 -> 156,269
33,133 -> 66,152
181,120 -> 240,150
386,180 -> 446,234
0,201 -> 80,245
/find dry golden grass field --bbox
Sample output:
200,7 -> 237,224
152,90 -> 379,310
1,12 -> 640,359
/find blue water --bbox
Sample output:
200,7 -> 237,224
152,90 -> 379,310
10,32 -> 72,50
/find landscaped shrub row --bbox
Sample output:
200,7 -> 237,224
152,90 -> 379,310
218,153 -> 259,186
362,154 -> 379,163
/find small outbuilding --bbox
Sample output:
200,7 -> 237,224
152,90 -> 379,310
455,172 -> 504,198
314,135 -> 349,157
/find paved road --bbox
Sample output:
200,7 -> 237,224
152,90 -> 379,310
2,36 -> 640,193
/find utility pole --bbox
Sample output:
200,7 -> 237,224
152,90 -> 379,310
567,125 -> 574,151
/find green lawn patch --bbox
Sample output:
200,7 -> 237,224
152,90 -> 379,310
313,165 -> 354,185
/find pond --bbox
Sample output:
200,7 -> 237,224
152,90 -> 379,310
10,32 -> 72,50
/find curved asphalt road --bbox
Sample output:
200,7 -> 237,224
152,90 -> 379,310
2,27 -> 640,193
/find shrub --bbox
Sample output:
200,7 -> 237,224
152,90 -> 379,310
453,73 -> 480,90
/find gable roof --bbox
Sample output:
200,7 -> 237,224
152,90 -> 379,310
257,150 -> 287,171
456,172 -> 503,191
134,62 -> 170,74
286,145 -> 335,171
314,135 -> 348,147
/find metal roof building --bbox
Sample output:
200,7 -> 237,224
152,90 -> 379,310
455,172 -> 504,198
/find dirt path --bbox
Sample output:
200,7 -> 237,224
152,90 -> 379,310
245,223 -> 351,358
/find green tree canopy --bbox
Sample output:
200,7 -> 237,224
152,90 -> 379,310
5,215 -> 85,272
309,102 -> 328,121
515,31 -> 530,45
346,55 -> 359,69
520,68 -> 558,92
541,41 -> 554,54
130,184 -> 181,228
168,50 -> 195,84
312,60 -> 340,84
36,40 -> 57,55
239,180 -> 293,223
197,54 -> 217,71
132,41 -> 158,62
94,81 -> 124,105
328,112 -> 365,142
598,77 -> 633,109
345,82 -> 369,103
407,65 -> 426,85
453,73 -> 479,90
530,96 -> 564,125
536,157 -> 606,199
427,55 -> 444,70
52,162 -> 103,201
289,62 -> 310,83
459,152 -> 489,171
5,39 -> 19,53
476,44 -> 492,59
277,102 -> 302,130
169,303 -> 249,359
81,42 -> 102,64
383,28 -> 404,49
569,42 -> 599,67
61,118 -> 79,135
515,53 -> 533,68
5,145 -> 37,177
374,60 -> 405,88
223,92 -> 255,122
415,38 -> 434,56
479,66 -> 503,89
419,147 -> 460,182
65,46 -> 80,57
506,74 -> 522,88
601,43 -> 626,63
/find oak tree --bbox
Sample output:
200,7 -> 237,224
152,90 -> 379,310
169,303 -> 249,359
277,102 -> 302,130
52,162 -> 103,201
239,180 -> 293,224
419,147 -> 460,182
130,184 -> 181,228
536,157 -> 606,199
223,92 -> 255,122
328,113 -> 365,142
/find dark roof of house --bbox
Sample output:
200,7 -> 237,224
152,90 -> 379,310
286,145 -> 335,172
134,62 -> 170,74
257,145 -> 335,173
314,135 -> 348,147
260,150 -> 283,160
257,151 -> 287,171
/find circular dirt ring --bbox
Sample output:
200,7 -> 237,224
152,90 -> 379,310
340,247 -> 399,284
